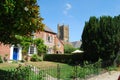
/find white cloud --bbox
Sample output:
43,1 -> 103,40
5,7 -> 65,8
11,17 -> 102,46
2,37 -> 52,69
63,3 -> 72,17
66,3 -> 72,10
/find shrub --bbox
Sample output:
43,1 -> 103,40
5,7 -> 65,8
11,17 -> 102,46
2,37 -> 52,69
76,60 -> 102,79
30,54 -> 42,62
116,56 -> 120,66
43,53 -> 84,64
44,54 -> 71,63
0,65 -> 31,80
106,66 -> 117,71
114,52 -> 120,67
0,56 -> 3,63
64,44 -> 76,54
0,64 -> 44,80
11,66 -> 31,80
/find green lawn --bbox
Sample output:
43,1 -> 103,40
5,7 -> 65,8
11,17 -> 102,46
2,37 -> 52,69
26,61 -> 63,68
0,61 -> 65,70
0,61 -> 74,79
0,63 -> 18,70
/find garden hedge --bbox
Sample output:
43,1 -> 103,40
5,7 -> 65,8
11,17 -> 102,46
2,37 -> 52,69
43,53 -> 84,64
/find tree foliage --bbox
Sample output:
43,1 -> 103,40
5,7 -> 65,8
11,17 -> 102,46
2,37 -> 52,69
17,36 -> 47,56
34,38 -> 47,56
64,44 -> 76,54
16,35 -> 32,55
0,0 -> 44,44
82,15 -> 120,62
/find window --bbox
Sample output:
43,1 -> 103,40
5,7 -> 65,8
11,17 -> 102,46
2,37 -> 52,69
47,48 -> 52,54
28,45 -> 37,54
48,36 -> 50,42
58,42 -> 61,48
47,35 -> 53,43
29,46 -> 34,54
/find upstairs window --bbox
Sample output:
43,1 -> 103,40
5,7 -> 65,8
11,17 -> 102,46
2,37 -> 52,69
58,42 -> 61,48
47,35 -> 53,43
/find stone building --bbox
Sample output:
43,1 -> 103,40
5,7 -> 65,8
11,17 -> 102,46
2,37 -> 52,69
57,24 -> 69,42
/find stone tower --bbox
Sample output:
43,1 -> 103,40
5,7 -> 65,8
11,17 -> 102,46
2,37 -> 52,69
57,24 -> 69,42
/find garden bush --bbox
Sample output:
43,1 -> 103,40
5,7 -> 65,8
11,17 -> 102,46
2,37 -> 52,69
44,54 -> 71,63
43,53 -> 84,64
30,54 -> 42,62
114,52 -> 120,67
0,65 -> 44,80
0,56 -> 3,63
0,65 -> 31,80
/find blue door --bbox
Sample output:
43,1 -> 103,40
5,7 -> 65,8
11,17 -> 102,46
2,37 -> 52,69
13,48 -> 19,60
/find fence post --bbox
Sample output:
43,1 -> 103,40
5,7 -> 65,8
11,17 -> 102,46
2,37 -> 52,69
57,64 -> 60,80
76,66 -> 78,80
75,65 -> 78,80
73,66 -> 78,80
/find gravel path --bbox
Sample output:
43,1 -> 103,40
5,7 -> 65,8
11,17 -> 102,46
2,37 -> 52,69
87,71 -> 120,80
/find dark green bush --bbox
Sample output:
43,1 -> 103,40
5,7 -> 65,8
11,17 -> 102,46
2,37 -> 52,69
116,55 -> 120,66
11,66 -> 31,80
0,65 -> 44,80
43,53 -> 84,64
44,54 -> 70,63
0,56 -> 3,63
0,65 -> 31,80
113,53 -> 120,67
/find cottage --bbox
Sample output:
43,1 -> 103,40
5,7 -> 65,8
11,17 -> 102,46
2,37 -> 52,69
0,26 -> 64,61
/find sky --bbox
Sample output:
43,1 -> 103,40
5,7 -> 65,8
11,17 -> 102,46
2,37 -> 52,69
37,0 -> 120,42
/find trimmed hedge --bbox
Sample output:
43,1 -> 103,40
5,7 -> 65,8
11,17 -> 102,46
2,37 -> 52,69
43,53 -> 84,64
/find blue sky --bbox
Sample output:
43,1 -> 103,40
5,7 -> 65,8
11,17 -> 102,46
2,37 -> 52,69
37,0 -> 120,42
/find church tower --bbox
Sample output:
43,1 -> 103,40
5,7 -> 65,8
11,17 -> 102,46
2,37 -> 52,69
57,24 -> 69,42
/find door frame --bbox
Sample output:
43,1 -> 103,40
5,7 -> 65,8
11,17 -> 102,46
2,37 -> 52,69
10,45 -> 22,60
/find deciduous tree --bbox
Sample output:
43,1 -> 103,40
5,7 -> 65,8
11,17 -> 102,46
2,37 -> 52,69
64,44 -> 76,54
0,0 -> 44,44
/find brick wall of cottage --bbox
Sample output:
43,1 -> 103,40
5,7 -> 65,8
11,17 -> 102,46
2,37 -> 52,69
54,36 -> 64,54
0,44 -> 10,58
35,31 -> 64,54
0,29 -> 64,60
